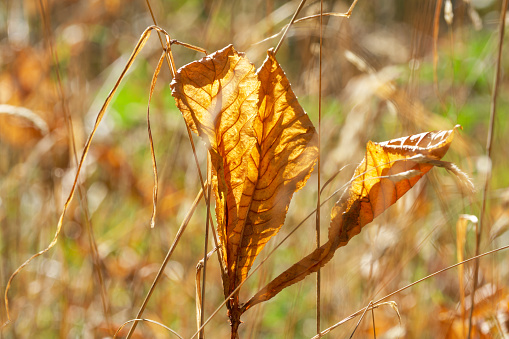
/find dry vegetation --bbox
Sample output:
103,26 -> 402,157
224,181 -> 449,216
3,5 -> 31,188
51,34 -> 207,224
1,0 -> 509,338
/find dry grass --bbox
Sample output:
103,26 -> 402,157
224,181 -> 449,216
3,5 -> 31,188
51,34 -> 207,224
1,0 -> 509,338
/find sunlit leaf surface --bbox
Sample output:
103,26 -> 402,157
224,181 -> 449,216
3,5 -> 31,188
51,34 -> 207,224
171,46 -> 318,303
244,126 -> 459,310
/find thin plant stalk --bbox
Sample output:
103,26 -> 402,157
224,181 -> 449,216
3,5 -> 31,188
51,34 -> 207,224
37,0 -> 113,334
315,0 -> 323,335
121,185 -> 206,338
274,0 -> 307,54
114,318 -> 184,339
273,0 -> 359,55
349,301 -> 373,339
199,155 -> 213,339
468,0 -> 508,337
432,0 -> 444,105
371,308 -> 376,338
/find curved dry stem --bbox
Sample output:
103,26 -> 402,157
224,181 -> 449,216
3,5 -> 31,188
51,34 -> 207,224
256,0 -> 359,48
147,41 -> 170,228
3,24 -> 172,325
113,318 -> 183,339
195,246 -> 218,332
256,10 -> 355,47
171,39 -> 208,55
125,5 -> 221,338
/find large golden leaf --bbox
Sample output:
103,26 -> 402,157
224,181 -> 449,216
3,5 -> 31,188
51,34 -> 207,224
171,46 -> 318,299
243,126 -> 459,311
231,50 -> 318,291
171,46 -> 259,291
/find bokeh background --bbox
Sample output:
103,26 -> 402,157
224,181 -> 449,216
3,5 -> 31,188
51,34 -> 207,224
1,0 -> 508,338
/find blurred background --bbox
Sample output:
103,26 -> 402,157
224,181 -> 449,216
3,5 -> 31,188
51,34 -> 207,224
1,0 -> 509,338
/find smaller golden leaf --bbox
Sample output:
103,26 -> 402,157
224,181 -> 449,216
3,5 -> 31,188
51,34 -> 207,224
243,126 -> 459,311
328,125 -> 459,243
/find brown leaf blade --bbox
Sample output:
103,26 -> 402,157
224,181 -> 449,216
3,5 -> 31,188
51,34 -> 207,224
328,126 -> 459,242
171,47 -> 318,302
229,50 -> 318,292
244,126 -> 459,311
171,45 -> 260,292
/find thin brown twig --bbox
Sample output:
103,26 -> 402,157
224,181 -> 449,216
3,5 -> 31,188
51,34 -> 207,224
468,0 -> 508,337
253,11 -> 356,47
273,0 -> 358,54
294,3 -> 359,22
171,39 -> 207,55
195,247 -> 218,332
145,2 -> 177,77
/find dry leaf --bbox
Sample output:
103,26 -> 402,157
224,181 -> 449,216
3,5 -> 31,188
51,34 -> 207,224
0,104 -> 48,148
244,126 -> 459,311
171,45 -> 318,311
171,45 -> 259,293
